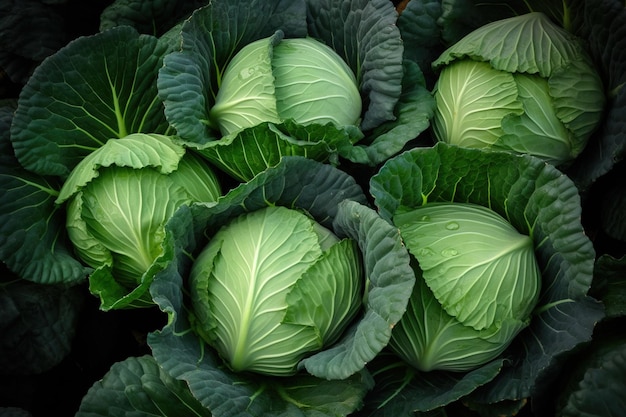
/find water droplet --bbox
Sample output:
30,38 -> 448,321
419,215 -> 430,222
416,247 -> 436,257
441,248 -> 458,257
238,67 -> 256,80
445,221 -> 459,230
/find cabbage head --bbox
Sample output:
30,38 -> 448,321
189,205 -> 364,376
209,32 -> 362,136
431,12 -> 605,165
56,133 -> 221,306
389,202 -> 541,372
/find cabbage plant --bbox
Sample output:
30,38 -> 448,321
431,12 -> 606,165
56,133 -> 222,310
209,33 -> 362,136
389,202 -> 541,372
367,142 -> 602,414
189,205 -> 363,376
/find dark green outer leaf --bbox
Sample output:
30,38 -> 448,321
555,331 -> 626,417
397,0 -> 443,85
299,200 -> 416,379
0,102 -> 89,285
10,26 -> 171,177
305,0 -> 404,131
370,143 -> 603,404
0,277 -> 84,375
75,355 -> 212,417
590,254 -> 626,319
341,60 -> 436,166
99,0 -> 208,36
360,352 -> 505,416
198,121 -> 357,182
157,0 -> 307,145
562,0 -> 626,190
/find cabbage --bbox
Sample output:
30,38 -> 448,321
390,202 -> 541,372
189,205 -> 363,376
57,133 -> 222,309
431,12 -> 606,165
209,33 -> 362,136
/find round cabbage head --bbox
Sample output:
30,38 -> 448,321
188,205 -> 364,376
209,33 -> 362,136
59,133 -> 222,292
389,202 -> 542,372
431,12 -> 605,165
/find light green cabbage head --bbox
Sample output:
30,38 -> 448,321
58,133 -> 222,292
209,32 -> 362,136
189,205 -> 363,376
389,202 -> 541,372
431,12 -> 605,165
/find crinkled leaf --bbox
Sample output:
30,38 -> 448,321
0,274 -> 84,375
341,60 -> 436,166
360,351 -> 505,415
434,12 -> 585,76
0,102 -> 89,285
75,355 -> 212,417
299,200 -> 415,380
370,143 -> 603,403
0,0 -> 71,84
397,0 -> 443,80
56,133 -> 185,204
198,121 -> 359,182
10,26 -> 172,177
556,331 -> 626,417
565,0 -> 626,191
157,0 -> 307,144
305,0 -> 404,131
590,255 -> 626,319
99,0 -> 208,36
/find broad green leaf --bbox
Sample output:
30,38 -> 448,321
433,12 -> 585,76
432,60 -> 523,148
299,200 -> 415,380
75,355 -> 212,417
0,273 -> 84,375
0,102 -> 89,285
590,255 -> 626,319
360,351 -> 505,415
555,330 -> 626,417
397,0 -> 443,83
342,60 -> 436,166
370,143 -> 603,404
305,0 -> 404,131
395,203 -> 540,332
197,121 -> 358,182
157,0 -> 307,144
56,133 -> 185,204
99,0 -> 208,36
10,25 -> 172,177
192,206 -> 324,376
285,239 -> 363,347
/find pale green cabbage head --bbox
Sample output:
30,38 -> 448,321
189,205 -> 363,376
59,133 -> 222,291
389,202 -> 542,372
431,12 -> 605,165
209,33 -> 362,136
